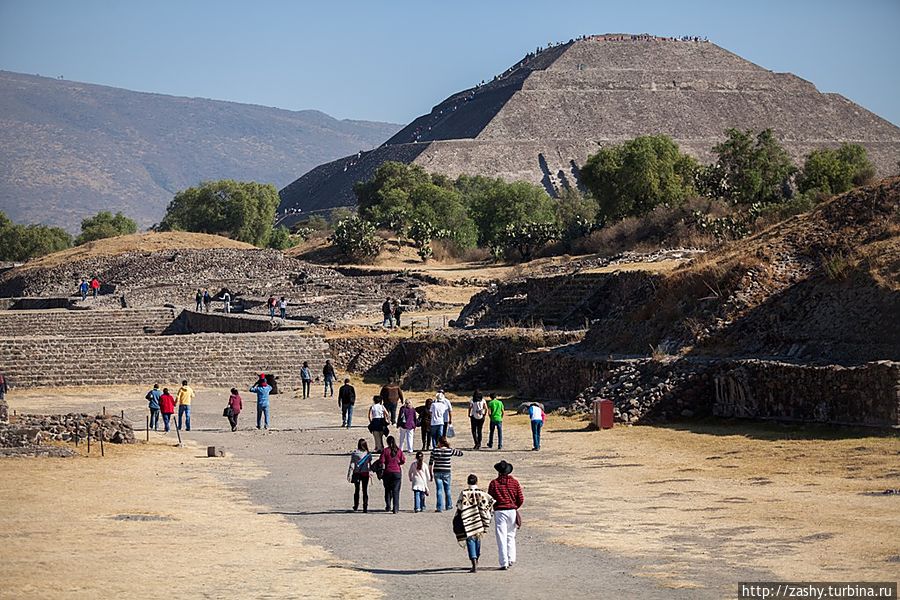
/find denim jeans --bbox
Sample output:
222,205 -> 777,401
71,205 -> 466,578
414,490 -> 426,512
257,404 -> 269,428
162,413 -> 172,432
302,380 -> 311,398
341,404 -> 353,427
280,308 -> 286,320
177,405 -> 191,431
149,408 -> 160,430
324,380 -> 334,396
385,402 -> 398,424
466,536 -> 481,560
382,472 -> 402,513
531,420 -> 543,449
488,420 -> 502,448
383,315 -> 393,328
433,471 -> 452,511
430,424 -> 444,447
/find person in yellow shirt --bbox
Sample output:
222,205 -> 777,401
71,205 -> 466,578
175,380 -> 195,431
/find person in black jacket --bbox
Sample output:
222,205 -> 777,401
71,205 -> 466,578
323,359 -> 337,397
338,378 -> 356,428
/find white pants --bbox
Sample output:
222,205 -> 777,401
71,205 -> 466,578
495,509 -> 517,567
400,428 -> 416,453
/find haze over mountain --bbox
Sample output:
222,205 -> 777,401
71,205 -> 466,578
0,70 -> 401,231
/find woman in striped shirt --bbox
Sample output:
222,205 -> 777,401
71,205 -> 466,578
429,437 -> 463,512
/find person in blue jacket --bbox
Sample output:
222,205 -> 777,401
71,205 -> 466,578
250,375 -> 272,430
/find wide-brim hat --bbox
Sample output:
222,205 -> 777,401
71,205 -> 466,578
494,460 -> 513,475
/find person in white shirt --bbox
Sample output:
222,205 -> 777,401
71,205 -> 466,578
368,396 -> 388,451
468,390 -> 487,450
408,451 -> 432,512
528,402 -> 545,451
429,396 -> 450,446
435,389 -> 452,439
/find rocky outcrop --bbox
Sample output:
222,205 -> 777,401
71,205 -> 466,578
0,412 -> 136,457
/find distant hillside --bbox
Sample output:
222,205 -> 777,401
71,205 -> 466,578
0,70 -> 401,231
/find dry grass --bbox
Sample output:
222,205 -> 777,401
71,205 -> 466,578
0,438 -> 380,600
20,232 -> 255,270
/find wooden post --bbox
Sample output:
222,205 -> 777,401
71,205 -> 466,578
442,315 -> 447,328
427,316 -> 430,328
102,406 -> 106,416
100,435 -> 104,457
411,323 -> 415,338
121,409 -> 124,419
174,422 -> 183,447
87,431 -> 91,454
146,415 -> 150,441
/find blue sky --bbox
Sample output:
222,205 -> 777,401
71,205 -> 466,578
1,0 -> 898,125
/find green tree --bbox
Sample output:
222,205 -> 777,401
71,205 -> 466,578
797,143 -> 875,196
75,211 -> 137,245
580,135 -> 698,222
499,221 -> 560,261
267,226 -> 298,250
0,212 -> 72,261
555,188 -> 600,240
353,162 -> 433,230
710,129 -> 796,205
329,216 -> 382,261
160,180 -> 280,246
461,176 -> 557,248
409,183 -> 478,248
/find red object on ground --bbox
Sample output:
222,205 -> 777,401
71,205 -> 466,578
592,399 -> 614,429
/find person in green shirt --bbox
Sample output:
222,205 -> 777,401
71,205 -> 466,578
486,393 -> 504,450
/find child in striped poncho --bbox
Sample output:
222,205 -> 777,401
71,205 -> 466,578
454,474 -> 495,573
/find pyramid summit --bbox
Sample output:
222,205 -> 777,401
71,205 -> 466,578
278,34 -> 900,219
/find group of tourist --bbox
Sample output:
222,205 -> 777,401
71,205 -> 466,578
78,276 -> 101,300
347,437 -> 523,572
194,289 -> 213,312
300,359 -> 338,399
381,297 -> 404,328
144,380 -> 195,432
266,296 -> 288,321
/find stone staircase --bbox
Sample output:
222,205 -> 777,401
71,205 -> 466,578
0,307 -> 179,338
0,331 -> 330,388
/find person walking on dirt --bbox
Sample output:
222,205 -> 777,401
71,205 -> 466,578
417,398 -> 434,450
455,473 -> 495,572
409,450 -> 431,512
226,387 -> 242,431
267,296 -> 276,320
382,298 -> 393,328
250,376 -> 272,429
300,362 -> 312,399
203,290 -> 211,313
159,387 -> 176,433
222,291 -> 231,314
338,378 -> 356,428
79,279 -> 89,301
90,276 -> 100,298
398,399 -> 418,453
145,383 -> 161,431
323,360 -> 337,397
278,296 -> 287,320
488,460 -> 523,570
469,389 -> 487,450
378,435 -> 405,513
486,393 -> 504,450
195,289 -> 203,311
380,379 -> 403,425
528,402 -> 546,451
175,380 -> 195,431
429,437 -> 463,512
368,396 -> 389,451
348,438 -> 372,512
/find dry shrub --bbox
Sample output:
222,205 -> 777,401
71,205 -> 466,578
431,239 -> 490,262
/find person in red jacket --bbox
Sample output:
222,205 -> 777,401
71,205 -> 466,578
226,388 -> 242,432
159,387 -> 176,433
488,460 -> 524,570
89,276 -> 100,298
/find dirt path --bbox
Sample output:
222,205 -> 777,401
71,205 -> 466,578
6,385 -> 898,598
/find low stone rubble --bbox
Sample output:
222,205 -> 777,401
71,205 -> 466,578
0,412 -> 135,457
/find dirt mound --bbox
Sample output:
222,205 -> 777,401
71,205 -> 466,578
20,232 -> 255,271
583,177 -> 900,364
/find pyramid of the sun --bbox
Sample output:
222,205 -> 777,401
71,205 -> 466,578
279,35 -> 900,219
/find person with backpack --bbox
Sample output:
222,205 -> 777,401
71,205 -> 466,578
429,437 -> 463,512
378,435 -> 405,513
469,389 -> 487,450
195,289 -> 203,311
393,301 -> 404,328
380,379 -> 403,425
416,398 -> 433,450
300,361 -> 312,399
367,396 -> 389,452
528,402 -> 546,450
408,450 -> 431,512
338,378 -> 356,428
202,290 -> 211,313
159,387 -> 176,433
250,376 -> 272,429
486,393 -> 504,450
455,474 -> 495,572
145,384 -> 162,431
226,388 -> 242,432
175,380 -> 195,431
79,279 -> 89,301
267,296 -> 276,320
397,399 -> 418,453
347,438 -> 372,512
381,298 -> 393,328
322,360 -> 337,397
